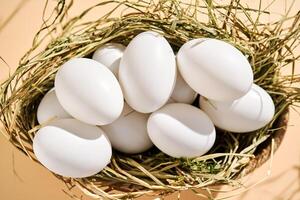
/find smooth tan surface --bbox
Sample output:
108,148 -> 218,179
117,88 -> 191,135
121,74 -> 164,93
0,0 -> 299,200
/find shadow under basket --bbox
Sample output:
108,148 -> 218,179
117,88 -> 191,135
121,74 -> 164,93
1,0 -> 299,199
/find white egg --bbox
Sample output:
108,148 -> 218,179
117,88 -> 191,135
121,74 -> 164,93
200,84 -> 275,133
55,58 -> 124,125
37,88 -> 71,124
147,103 -> 216,158
92,43 -> 125,76
33,119 -> 112,178
170,72 -> 197,104
102,103 -> 153,154
119,31 -> 176,113
177,38 -> 253,101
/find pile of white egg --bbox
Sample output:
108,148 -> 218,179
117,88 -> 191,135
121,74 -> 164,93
33,31 -> 275,178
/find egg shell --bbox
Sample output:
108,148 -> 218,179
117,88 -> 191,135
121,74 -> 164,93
147,103 -> 216,158
92,43 -> 125,76
37,88 -> 71,124
33,119 -> 112,178
55,58 -> 124,125
177,38 -> 253,101
119,31 -> 176,113
102,103 -> 153,154
170,72 -> 197,104
199,84 -> 275,133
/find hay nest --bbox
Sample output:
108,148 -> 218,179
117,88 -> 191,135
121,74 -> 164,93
0,0 -> 300,199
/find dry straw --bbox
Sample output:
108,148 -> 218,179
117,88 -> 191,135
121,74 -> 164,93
0,0 -> 300,199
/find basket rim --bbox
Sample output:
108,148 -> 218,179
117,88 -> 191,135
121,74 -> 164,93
241,108 -> 289,176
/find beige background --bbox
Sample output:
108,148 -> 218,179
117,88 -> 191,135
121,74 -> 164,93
0,0 -> 300,200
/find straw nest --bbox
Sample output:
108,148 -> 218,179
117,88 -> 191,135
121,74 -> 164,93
0,0 -> 300,199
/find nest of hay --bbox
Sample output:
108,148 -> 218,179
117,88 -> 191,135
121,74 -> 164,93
0,0 -> 300,199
